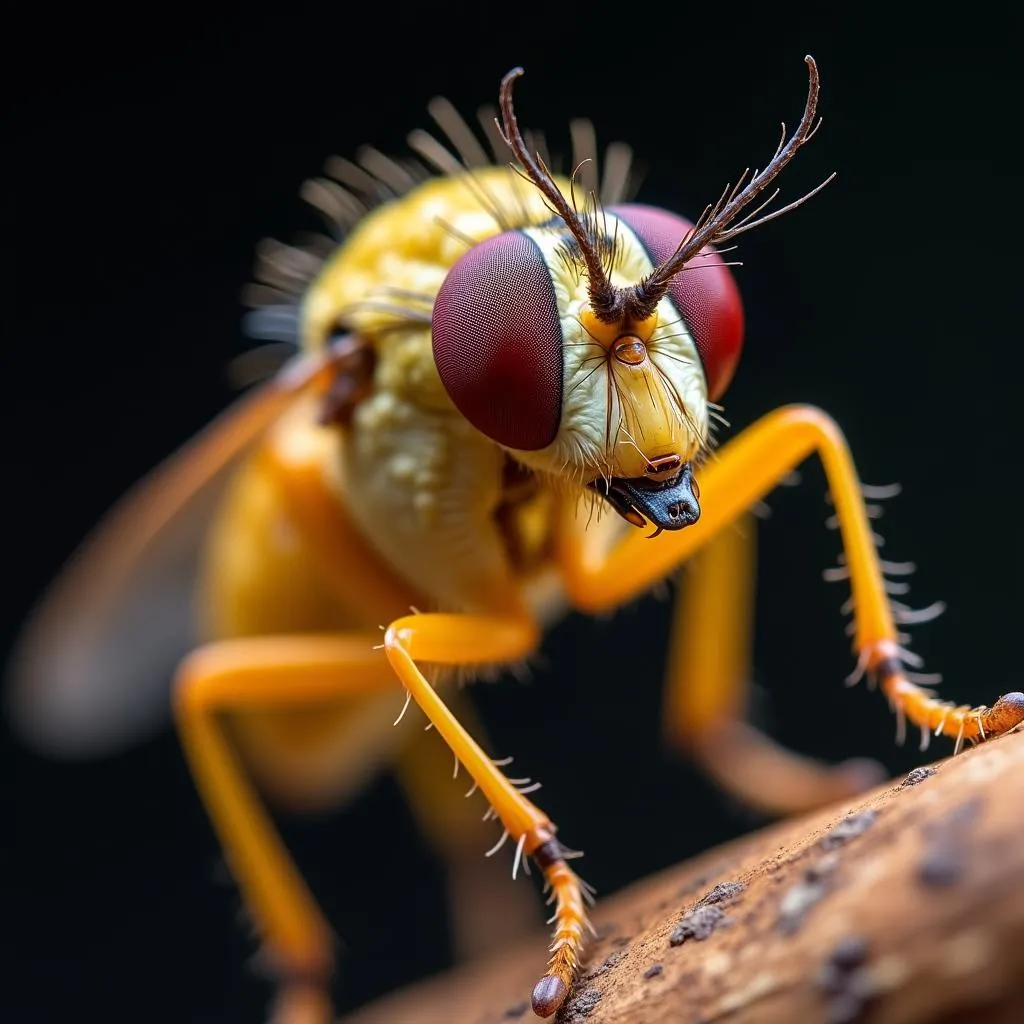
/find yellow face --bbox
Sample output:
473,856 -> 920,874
512,219 -> 711,482
429,203 -> 744,533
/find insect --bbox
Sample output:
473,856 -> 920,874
8,55 -> 1024,1022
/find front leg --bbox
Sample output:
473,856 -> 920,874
392,693 -> 545,963
559,404 -> 1024,751
383,611 -> 589,1018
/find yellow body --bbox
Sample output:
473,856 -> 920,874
10,64 -> 1023,1024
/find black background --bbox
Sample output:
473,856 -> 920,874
4,6 -> 1024,1023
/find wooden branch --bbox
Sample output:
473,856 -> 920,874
342,725 -> 1024,1024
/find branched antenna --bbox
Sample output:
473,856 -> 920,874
625,55 -> 834,320
495,57 -> 834,327
497,68 -> 627,323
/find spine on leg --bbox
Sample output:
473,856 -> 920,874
872,648 -> 1024,751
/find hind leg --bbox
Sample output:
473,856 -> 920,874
664,511 -> 885,815
174,634 -> 393,1024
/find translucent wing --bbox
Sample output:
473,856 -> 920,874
5,349 -> 337,759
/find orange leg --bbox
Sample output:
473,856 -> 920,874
382,611 -> 590,1017
664,511 -> 886,815
392,694 -> 543,962
173,634 -> 393,1024
559,405 -> 1024,755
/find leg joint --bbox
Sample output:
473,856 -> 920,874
777,402 -> 843,437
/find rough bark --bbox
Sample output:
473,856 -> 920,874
342,725 -> 1024,1024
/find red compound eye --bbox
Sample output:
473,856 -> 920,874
432,230 -> 563,450
611,203 -> 745,400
